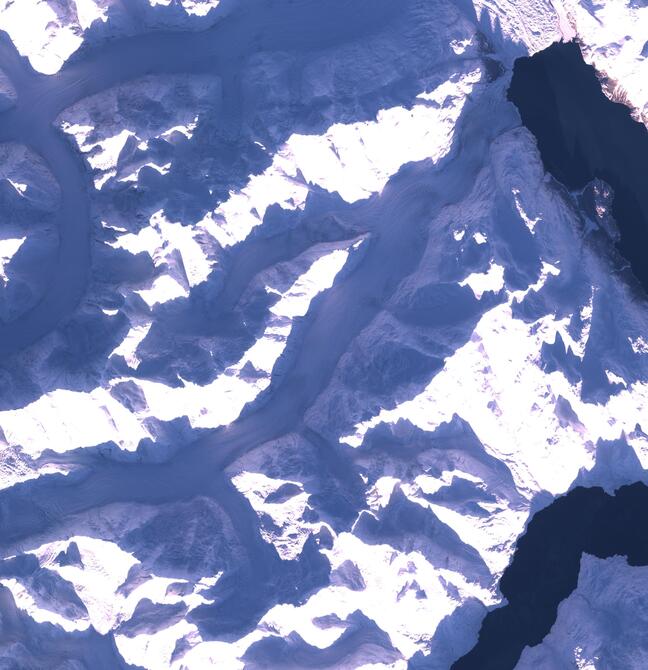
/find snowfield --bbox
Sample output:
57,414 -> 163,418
0,0 -> 646,668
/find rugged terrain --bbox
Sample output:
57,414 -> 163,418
0,0 -> 647,668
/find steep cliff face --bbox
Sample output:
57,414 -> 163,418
0,1 -> 647,668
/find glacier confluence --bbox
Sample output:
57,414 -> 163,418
0,0 -> 647,668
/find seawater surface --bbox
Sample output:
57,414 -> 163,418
507,40 -> 648,293
453,483 -> 648,669
453,39 -> 648,669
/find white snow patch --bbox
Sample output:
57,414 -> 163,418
231,472 -> 311,559
161,116 -> 199,140
469,0 -> 562,55
0,0 -> 82,74
116,620 -> 201,670
109,209 -> 214,303
111,322 -> 152,369
0,237 -> 25,282
563,0 -> 648,124
74,0 -> 109,30
136,274 -> 188,307
182,0 -> 220,16
459,262 -> 505,299
201,69 -> 482,246
630,336 -> 648,355
255,531 -> 496,660
513,187 -> 541,232
32,537 -> 138,634
0,388 -> 149,457
61,124 -> 134,189
129,243 -> 354,430
0,577 -> 89,632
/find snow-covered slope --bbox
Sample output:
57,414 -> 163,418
555,0 -> 648,126
0,0 -> 223,74
0,0 -> 647,668
517,554 -> 648,669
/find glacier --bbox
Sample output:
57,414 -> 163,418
0,0 -> 647,668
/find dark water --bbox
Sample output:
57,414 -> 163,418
451,40 -> 648,669
452,482 -> 648,669
507,40 -> 648,293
